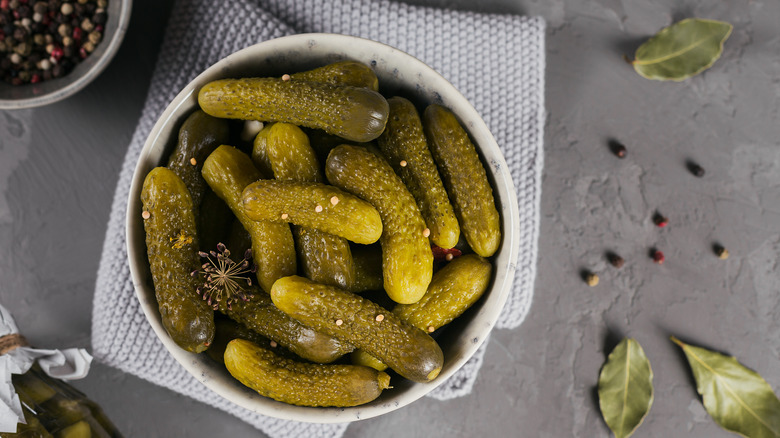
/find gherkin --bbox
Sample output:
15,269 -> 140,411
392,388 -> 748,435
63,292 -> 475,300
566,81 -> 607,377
141,167 -> 215,353
225,339 -> 390,407
198,78 -> 389,142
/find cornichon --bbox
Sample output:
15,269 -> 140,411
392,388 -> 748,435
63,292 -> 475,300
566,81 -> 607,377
325,145 -> 433,304
141,167 -> 215,353
201,145 -> 297,293
350,244 -> 383,292
166,109 -> 230,209
271,276 -> 443,382
251,122 -> 356,290
219,285 -> 353,364
252,122 -> 322,183
241,180 -> 382,245
225,339 -> 390,407
291,60 -> 380,91
207,317 -> 297,364
423,104 -> 501,257
353,254 -> 492,371
198,78 -> 389,142
378,96 -> 460,249
393,254 -> 492,330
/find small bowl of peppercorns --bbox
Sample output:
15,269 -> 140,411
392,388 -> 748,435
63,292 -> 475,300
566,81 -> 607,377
0,0 -> 131,109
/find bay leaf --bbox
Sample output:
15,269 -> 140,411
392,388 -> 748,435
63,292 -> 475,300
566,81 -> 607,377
632,18 -> 732,81
672,336 -> 780,438
598,338 -> 654,438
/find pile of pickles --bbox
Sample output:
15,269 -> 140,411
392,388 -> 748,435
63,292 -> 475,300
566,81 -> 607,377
141,61 -> 501,407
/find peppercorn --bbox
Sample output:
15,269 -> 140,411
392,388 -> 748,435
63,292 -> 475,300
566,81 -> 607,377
607,252 -> 624,268
584,272 -> 599,287
608,139 -> 627,158
686,160 -> 705,178
713,244 -> 729,260
651,249 -> 665,264
86,29 -> 98,44
59,2 -> 71,15
653,212 -> 669,228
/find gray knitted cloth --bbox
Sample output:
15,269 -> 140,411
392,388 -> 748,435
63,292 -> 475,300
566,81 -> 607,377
91,1 -> 545,437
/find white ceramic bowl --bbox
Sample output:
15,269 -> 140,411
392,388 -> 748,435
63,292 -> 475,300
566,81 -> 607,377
0,0 -> 132,109
127,33 -> 520,423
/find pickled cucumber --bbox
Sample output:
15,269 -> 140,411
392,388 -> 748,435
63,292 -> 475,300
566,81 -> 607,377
219,285 -> 353,364
325,145 -> 433,304
295,226 -> 356,291
201,145 -> 297,293
207,317 -> 296,364
225,339 -> 390,407
423,105 -> 501,257
241,180 -> 382,245
350,244 -> 383,292
291,61 -> 379,91
252,123 -> 322,183
141,167 -> 215,353
166,109 -> 230,209
378,97 -> 460,249
198,78 -> 389,142
394,254 -> 492,330
353,254 -> 492,372
271,276 -> 443,382
350,349 -> 388,372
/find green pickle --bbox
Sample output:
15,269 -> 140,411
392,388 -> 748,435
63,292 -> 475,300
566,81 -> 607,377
252,123 -> 322,184
225,339 -> 390,407
394,254 -> 492,330
423,104 -> 501,257
271,276 -> 443,383
165,109 -> 230,209
219,285 -> 353,363
201,145 -> 297,293
291,61 -> 379,91
352,254 -> 492,371
325,145 -> 433,304
377,97 -> 460,249
141,167 -> 215,353
241,180 -> 382,245
207,317 -> 297,364
252,122 -> 361,290
349,244 -> 384,292
198,78 -> 389,142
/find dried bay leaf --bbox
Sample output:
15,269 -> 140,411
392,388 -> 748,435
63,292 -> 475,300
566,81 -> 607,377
632,18 -> 732,81
598,338 -> 654,438
672,337 -> 780,438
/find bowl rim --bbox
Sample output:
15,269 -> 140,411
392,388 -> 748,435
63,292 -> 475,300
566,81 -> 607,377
0,0 -> 133,109
126,33 -> 521,423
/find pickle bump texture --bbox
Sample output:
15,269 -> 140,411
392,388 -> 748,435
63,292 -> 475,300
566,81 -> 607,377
201,145 -> 296,293
252,123 -> 359,290
198,77 -> 389,143
325,145 -> 433,304
271,276 -> 443,382
423,104 -> 501,257
218,285 -> 353,363
242,180 -> 382,245
377,97 -> 460,249
225,339 -> 390,407
141,167 -> 215,353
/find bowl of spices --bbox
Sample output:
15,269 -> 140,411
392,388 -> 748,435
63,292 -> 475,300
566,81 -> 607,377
0,0 -> 131,109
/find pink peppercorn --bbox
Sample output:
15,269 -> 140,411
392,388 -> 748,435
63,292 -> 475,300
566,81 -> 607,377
72,26 -> 82,41
30,73 -> 41,83
50,46 -> 63,61
652,250 -> 665,264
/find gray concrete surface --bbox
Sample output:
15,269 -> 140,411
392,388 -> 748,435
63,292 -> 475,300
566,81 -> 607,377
1,0 -> 779,437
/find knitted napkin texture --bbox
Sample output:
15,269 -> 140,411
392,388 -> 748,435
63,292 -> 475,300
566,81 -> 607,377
92,1 -> 545,437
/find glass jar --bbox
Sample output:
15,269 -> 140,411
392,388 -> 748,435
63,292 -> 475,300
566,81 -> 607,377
2,365 -> 122,438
